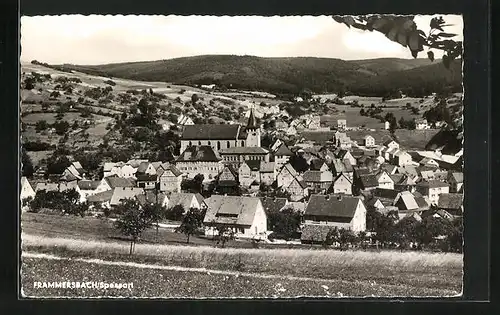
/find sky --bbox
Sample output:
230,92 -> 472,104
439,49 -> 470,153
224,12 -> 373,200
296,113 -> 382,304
20,15 -> 463,65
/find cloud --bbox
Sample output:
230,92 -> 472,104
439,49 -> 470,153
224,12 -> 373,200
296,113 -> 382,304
20,15 -> 463,64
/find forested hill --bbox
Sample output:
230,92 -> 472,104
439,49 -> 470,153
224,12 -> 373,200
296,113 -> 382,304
40,55 -> 462,96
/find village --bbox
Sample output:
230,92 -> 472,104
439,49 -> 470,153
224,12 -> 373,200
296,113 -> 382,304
21,103 -> 464,249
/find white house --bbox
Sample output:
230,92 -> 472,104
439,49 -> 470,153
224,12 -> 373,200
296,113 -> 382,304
20,177 -> 36,201
415,180 -> 450,205
415,118 -> 430,130
376,170 -> 395,190
166,192 -> 206,211
332,173 -> 353,195
364,135 -> 375,147
276,163 -> 298,188
159,165 -> 183,193
259,162 -> 276,186
175,145 -> 223,182
203,195 -> 267,238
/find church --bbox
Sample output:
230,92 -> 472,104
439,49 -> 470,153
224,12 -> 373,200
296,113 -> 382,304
179,109 -> 269,167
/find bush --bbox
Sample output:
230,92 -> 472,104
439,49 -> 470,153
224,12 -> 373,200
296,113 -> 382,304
165,205 -> 184,221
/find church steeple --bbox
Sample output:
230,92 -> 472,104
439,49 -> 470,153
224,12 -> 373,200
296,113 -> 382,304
247,108 -> 257,130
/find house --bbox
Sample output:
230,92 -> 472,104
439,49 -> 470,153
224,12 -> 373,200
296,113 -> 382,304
176,145 -> 223,182
334,131 -> 352,149
159,165 -> 183,193
60,163 -> 83,181
419,157 -> 440,168
332,159 -> 354,180
35,182 -> 59,193
437,193 -> 464,216
238,160 -> 261,188
337,150 -> 356,166
284,177 -> 308,201
136,191 -> 167,207
136,174 -> 158,190
77,180 -> 101,202
303,170 -> 334,193
393,150 -> 412,167
103,175 -> 136,190
332,173 -> 353,195
358,174 -> 379,192
397,165 -> 420,181
276,163 -> 298,188
20,177 -> 36,201
309,159 -> 330,172
259,162 -> 276,186
307,116 -> 321,130
364,135 -> 375,147
216,165 -> 239,194
375,170 -> 395,190
447,172 -> 464,193
380,164 -> 398,175
110,187 -> 144,207
415,118 -> 429,130
365,197 -> 385,211
177,114 -> 194,126
337,119 -> 347,130
383,139 -> 400,151
103,162 -> 138,179
166,192 -> 206,211
203,195 -> 267,238
135,162 -> 157,176
274,143 -> 294,169
393,191 -> 429,211
301,194 -> 366,244
86,190 -> 113,210
418,167 -> 437,181
58,181 -> 80,193
415,180 -> 450,205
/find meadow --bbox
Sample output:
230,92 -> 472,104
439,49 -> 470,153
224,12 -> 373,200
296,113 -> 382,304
21,212 -> 463,297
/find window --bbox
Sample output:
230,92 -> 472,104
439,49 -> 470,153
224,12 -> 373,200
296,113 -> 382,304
208,141 -> 211,145
241,141 -> 244,147
198,141 -> 202,145
227,141 -> 231,148
189,141 -> 192,146
217,141 -> 221,150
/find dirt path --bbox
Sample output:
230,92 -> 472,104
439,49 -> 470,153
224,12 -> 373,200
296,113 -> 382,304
21,251 -> 459,297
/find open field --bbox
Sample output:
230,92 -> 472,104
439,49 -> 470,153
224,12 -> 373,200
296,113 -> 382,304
345,129 -> 440,150
21,212 -> 463,297
21,252 -> 461,298
21,112 -> 113,125
21,233 -> 462,298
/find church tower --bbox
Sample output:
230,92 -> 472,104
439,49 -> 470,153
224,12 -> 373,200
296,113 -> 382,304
245,108 -> 261,147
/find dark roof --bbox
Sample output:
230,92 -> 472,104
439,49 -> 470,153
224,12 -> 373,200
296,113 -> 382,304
105,176 -> 136,188
383,139 -> 398,146
359,174 -> 379,189
389,174 -> 405,184
136,174 -> 158,182
438,193 -> 463,210
136,162 -> 151,174
259,197 -> 287,214
354,167 -> 372,178
373,188 -> 400,200
416,180 -> 449,188
246,109 -> 257,129
309,158 -> 326,171
449,172 -> 464,183
244,160 -> 262,171
176,145 -> 221,162
220,147 -> 268,155
381,164 -> 397,174
87,190 -> 113,203
77,180 -> 100,190
218,180 -> 238,187
181,124 -> 241,140
275,143 -> 294,156
304,194 -> 361,218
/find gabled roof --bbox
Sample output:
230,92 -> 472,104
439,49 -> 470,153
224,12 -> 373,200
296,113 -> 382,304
167,193 -> 203,210
359,174 -> 379,189
161,165 -> 183,177
59,181 -> 79,192
449,172 -> 464,183
384,139 -> 399,146
274,143 -> 294,156
176,146 -> 221,162
438,193 -> 463,210
87,189 -> 113,203
395,191 -> 420,210
373,188 -> 399,200
246,108 -> 257,129
287,176 -> 308,189
136,191 -> 164,206
136,162 -> 152,173
334,173 -> 352,185
127,159 -> 149,168
303,170 -> 333,183
110,187 -> 144,206
181,124 -> 241,140
203,195 -> 262,227
77,180 -> 101,190
416,180 -> 449,189
136,174 -> 158,182
244,160 -> 262,171
389,174 -> 405,185
354,166 -> 372,178
259,197 -> 287,214
397,165 -> 419,178
304,194 -> 361,219
309,158 -> 326,171
279,163 -> 298,177
105,176 -> 136,189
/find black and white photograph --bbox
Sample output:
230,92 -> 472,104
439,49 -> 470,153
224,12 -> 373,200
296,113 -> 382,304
19,14 -> 464,298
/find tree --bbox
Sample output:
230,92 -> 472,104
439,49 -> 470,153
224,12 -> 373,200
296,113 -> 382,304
177,207 -> 204,243
143,203 -> 166,241
166,204 -> 185,221
415,216 -> 452,248
324,227 -> 340,248
339,228 -> 357,250
24,77 -> 35,90
46,155 -> 71,175
214,225 -> 235,248
191,93 -> 199,104
21,149 -> 34,177
35,120 -> 48,132
268,207 -> 302,241
114,199 -> 151,255
332,15 -> 462,68
53,121 -> 70,135
359,108 -> 365,116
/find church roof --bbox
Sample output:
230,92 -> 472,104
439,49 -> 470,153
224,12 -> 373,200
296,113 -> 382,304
181,124 -> 241,140
247,108 -> 257,129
